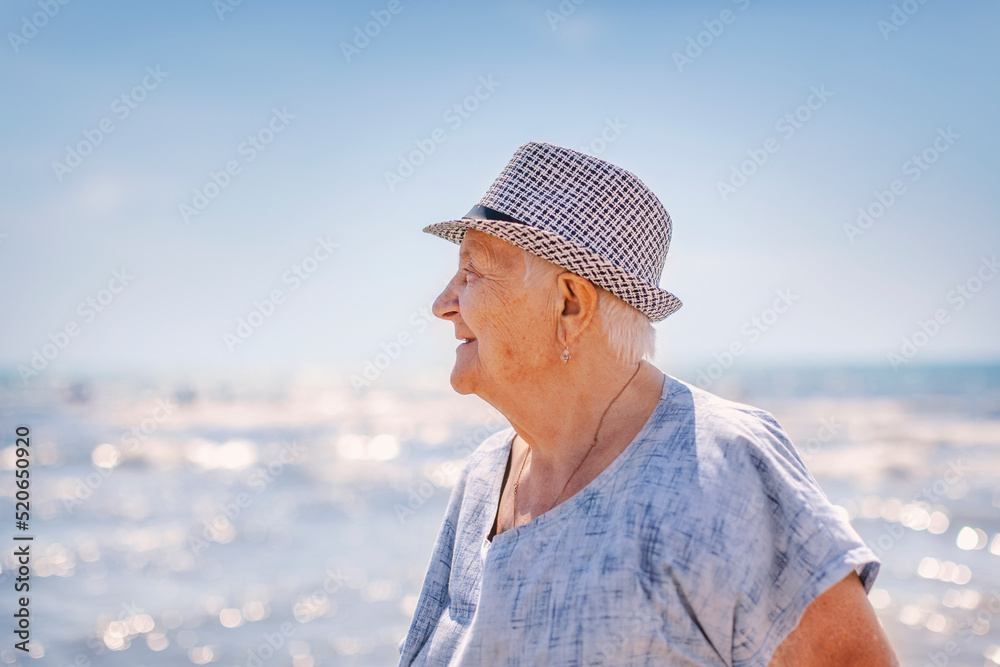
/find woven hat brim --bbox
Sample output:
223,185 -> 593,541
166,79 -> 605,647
423,218 -> 682,322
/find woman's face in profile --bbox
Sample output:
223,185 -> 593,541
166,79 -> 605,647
432,229 -> 555,398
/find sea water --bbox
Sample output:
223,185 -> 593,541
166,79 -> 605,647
0,364 -> 997,666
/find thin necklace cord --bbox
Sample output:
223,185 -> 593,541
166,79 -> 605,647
511,362 -> 643,530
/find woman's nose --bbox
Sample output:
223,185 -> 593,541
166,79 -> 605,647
432,274 -> 460,321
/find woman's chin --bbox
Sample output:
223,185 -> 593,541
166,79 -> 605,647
449,364 -> 478,396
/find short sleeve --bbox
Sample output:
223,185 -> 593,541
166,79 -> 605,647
704,408 -> 880,667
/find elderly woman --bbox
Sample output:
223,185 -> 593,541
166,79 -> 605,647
398,142 -> 899,666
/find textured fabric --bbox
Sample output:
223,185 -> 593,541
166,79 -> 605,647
398,373 -> 880,667
422,141 -> 683,321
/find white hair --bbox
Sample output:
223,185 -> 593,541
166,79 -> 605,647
522,250 -> 655,365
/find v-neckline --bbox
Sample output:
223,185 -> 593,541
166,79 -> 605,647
484,372 -> 673,546
487,438 -> 515,542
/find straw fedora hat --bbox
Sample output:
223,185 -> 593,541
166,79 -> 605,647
422,141 -> 682,321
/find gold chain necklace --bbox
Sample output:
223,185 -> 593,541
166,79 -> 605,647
510,362 -> 642,530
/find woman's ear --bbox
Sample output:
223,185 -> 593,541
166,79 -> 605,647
555,272 -> 598,347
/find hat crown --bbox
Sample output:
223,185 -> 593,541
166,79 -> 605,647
478,142 -> 672,287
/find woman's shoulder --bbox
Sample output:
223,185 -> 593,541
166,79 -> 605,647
632,375 -> 837,544
629,376 -> 818,519
465,425 -> 514,464
651,375 -> 806,473
448,425 -> 515,490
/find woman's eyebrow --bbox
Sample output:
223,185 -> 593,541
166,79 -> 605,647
459,241 -> 488,265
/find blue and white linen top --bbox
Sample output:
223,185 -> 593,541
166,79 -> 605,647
398,373 -> 879,666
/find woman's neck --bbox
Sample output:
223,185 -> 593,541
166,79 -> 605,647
494,360 -> 664,477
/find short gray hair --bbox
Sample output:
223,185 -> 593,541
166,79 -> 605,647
522,250 -> 655,365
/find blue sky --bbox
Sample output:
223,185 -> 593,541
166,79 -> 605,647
1,0 -> 998,386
